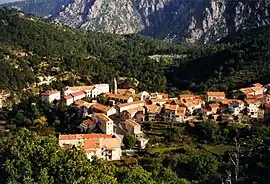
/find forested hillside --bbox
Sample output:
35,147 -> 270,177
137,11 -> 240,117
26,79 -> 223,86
166,25 -> 270,92
0,8 -> 185,94
1,8 -> 270,96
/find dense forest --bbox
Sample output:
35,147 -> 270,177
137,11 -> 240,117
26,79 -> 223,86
1,8 -> 270,96
167,25 -> 270,92
0,8 -> 185,95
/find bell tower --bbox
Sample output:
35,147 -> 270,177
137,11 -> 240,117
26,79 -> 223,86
114,78 -> 117,94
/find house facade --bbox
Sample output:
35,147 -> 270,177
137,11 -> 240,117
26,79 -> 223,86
59,134 -> 121,161
63,91 -> 86,106
246,99 -> 261,118
91,103 -> 117,117
117,101 -> 145,113
104,93 -> 134,104
41,90 -> 61,103
79,119 -> 96,132
164,104 -> 186,122
93,113 -> 114,135
175,107 -> 186,122
145,104 -> 162,121
124,119 -> 143,138
207,92 -> 226,102
63,84 -> 109,98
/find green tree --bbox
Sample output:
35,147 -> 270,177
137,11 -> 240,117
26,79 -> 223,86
123,135 -> 136,149
118,166 -> 155,184
187,154 -> 220,182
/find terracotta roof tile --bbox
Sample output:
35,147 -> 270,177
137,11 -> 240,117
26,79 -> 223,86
164,104 -> 178,111
176,107 -> 186,116
104,93 -> 132,101
118,101 -> 144,108
207,91 -> 225,97
71,91 -> 86,97
64,86 -> 94,91
92,103 -> 110,113
83,119 -> 95,125
151,99 -> 168,103
100,138 -> 121,149
145,104 -> 160,113
93,113 -> 111,122
59,134 -> 112,140
41,90 -> 59,96
126,106 -> 145,115
240,88 -> 255,94
253,83 -> 263,88
125,119 -> 140,127
63,95 -> 73,99
209,103 -> 220,109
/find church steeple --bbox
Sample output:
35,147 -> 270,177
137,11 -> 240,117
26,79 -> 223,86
114,78 -> 117,94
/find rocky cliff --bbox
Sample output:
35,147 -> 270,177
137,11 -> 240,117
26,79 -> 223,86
3,0 -> 270,44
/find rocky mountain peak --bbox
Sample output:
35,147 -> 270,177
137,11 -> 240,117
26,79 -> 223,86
3,0 -> 270,44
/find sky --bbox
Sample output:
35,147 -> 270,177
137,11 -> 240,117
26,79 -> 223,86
0,0 -> 21,4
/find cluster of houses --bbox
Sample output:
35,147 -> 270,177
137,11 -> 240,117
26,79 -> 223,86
41,82 -> 270,161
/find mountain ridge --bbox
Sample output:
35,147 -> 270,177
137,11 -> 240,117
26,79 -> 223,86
2,0 -> 270,44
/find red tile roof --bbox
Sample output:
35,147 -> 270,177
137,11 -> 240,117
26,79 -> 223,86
83,139 -> 100,149
59,134 -> 112,140
126,106 -> 145,115
64,86 -> 94,91
118,101 -> 144,108
100,138 -> 121,149
151,99 -> 168,103
92,103 -> 110,113
125,119 -> 140,127
164,104 -> 178,111
253,83 -> 263,88
240,88 -> 255,94
63,95 -> 73,99
176,107 -> 186,116
71,90 -> 86,97
145,104 -> 161,113
207,91 -> 226,97
83,119 -> 95,125
104,93 -> 132,101
209,103 -> 220,109
93,113 -> 111,122
41,90 -> 59,96
179,94 -> 195,99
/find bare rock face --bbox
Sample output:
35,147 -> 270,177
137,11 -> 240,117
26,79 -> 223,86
54,0 -> 144,34
4,0 -> 270,44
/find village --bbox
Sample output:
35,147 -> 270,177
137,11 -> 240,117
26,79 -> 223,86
40,79 -> 270,162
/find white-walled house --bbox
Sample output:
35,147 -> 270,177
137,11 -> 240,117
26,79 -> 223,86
63,91 -> 86,106
117,101 -> 145,113
207,92 -> 226,102
246,99 -> 261,118
164,104 -> 186,122
59,134 -> 121,161
91,103 -> 117,117
93,113 -> 114,135
41,90 -> 61,103
228,100 -> 245,115
63,95 -> 74,106
72,91 -> 86,101
63,84 -> 109,98
79,119 -> 96,132
124,119 -> 143,138
175,107 -> 186,122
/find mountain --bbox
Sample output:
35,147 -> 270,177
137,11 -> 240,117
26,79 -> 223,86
2,0 -> 270,44
166,24 -> 270,92
2,0 -> 72,18
0,8 -> 184,96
